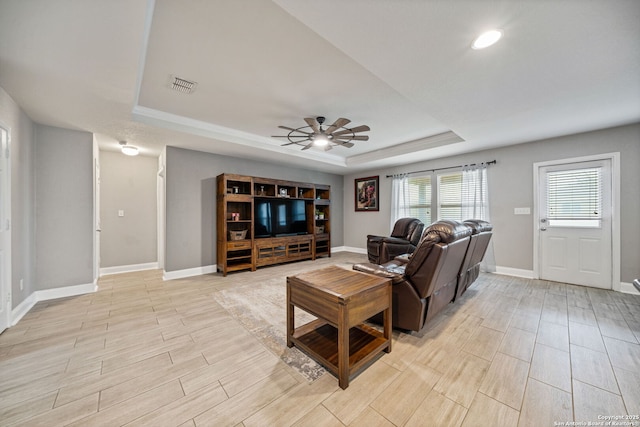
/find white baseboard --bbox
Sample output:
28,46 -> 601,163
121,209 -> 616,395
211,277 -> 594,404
620,281 -> 640,295
36,282 -> 98,301
100,262 -> 159,276
334,246 -> 367,255
493,266 -> 535,279
163,264 -> 217,281
11,292 -> 37,326
11,281 -> 98,326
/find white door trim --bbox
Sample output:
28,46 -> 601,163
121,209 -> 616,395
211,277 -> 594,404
533,152 -> 621,291
157,151 -> 166,270
93,139 -> 101,284
0,123 -> 12,333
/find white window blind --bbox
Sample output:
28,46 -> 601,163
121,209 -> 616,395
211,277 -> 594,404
546,167 -> 602,227
402,167 -> 488,223
438,173 -> 463,220
406,176 -> 432,224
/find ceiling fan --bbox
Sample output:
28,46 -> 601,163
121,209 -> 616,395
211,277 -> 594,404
272,116 -> 370,151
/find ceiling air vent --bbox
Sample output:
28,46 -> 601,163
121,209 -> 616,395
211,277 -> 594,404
169,75 -> 197,94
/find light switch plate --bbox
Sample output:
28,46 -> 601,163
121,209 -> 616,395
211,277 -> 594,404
514,207 -> 530,215
118,210 -> 125,217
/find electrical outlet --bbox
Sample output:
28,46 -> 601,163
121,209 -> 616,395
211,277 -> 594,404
118,210 -> 125,217
20,278 -> 23,291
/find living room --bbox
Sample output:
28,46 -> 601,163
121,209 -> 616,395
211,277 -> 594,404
1,1 -> 639,425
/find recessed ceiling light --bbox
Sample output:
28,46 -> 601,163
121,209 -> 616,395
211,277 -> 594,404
472,29 -> 503,50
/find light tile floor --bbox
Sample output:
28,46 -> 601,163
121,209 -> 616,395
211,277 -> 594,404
1,252 -> 639,426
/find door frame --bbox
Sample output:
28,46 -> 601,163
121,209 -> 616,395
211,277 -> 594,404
93,138 -> 100,284
0,123 -> 11,332
533,152 -> 620,291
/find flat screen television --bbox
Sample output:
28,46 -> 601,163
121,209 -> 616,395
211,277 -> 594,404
254,198 -> 308,237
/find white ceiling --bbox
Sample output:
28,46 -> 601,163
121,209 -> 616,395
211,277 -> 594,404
1,0 -> 638,174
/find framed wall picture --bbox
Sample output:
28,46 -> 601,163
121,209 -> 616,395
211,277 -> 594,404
355,176 -> 379,211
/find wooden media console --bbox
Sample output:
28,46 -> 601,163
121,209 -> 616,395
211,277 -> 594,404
216,173 -> 331,276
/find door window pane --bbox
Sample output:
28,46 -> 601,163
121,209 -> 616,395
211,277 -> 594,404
546,167 -> 601,227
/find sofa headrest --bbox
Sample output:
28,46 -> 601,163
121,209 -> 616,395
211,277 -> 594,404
391,218 -> 424,239
422,220 -> 472,244
404,219 -> 471,288
463,219 -> 493,234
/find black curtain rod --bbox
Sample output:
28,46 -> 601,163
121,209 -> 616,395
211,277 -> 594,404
385,160 -> 497,178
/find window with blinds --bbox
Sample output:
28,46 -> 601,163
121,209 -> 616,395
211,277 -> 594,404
546,167 -> 602,228
405,169 -> 487,223
438,173 -> 463,221
406,176 -> 432,224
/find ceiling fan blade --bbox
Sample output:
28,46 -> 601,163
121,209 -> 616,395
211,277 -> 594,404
301,142 -> 314,150
278,125 -> 312,134
333,141 -> 355,148
349,135 -> 369,141
304,118 -> 320,133
272,135 -> 310,141
280,139 -> 310,146
325,118 -> 350,134
331,124 -> 370,137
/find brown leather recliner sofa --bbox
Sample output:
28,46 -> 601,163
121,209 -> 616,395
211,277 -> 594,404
354,220 -> 472,332
455,219 -> 493,300
366,218 -> 424,265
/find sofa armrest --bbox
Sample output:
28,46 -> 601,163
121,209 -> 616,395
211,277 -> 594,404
393,253 -> 412,264
370,236 -> 413,245
353,262 -> 405,283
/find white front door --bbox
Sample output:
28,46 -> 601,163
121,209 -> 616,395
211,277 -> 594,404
0,126 -> 11,333
538,159 -> 612,289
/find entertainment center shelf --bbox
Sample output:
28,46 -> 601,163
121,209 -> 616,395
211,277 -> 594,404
216,173 -> 331,276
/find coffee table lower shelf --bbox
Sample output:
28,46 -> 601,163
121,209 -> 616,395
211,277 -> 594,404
289,319 -> 390,381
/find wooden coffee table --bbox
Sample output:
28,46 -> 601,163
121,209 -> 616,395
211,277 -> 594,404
287,266 -> 392,389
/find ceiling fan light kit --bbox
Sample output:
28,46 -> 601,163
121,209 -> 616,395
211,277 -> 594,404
313,134 -> 330,146
273,116 -> 370,151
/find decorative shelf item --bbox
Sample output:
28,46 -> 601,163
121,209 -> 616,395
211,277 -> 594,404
229,229 -> 248,240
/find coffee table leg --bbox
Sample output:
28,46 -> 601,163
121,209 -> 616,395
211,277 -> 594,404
383,305 -> 392,353
384,284 -> 392,352
286,282 -> 294,348
338,304 -> 349,389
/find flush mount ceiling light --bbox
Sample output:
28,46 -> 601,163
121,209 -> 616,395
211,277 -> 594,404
472,29 -> 503,49
119,141 -> 139,156
272,116 -> 370,151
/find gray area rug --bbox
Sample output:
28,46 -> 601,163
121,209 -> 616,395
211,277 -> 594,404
213,258 -> 364,383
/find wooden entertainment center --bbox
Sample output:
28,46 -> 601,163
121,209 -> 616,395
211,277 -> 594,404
216,173 -> 331,276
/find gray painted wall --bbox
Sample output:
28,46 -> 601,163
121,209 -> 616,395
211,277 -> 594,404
35,125 -> 94,289
1,86 -> 35,307
2,80 -> 637,303
99,151 -> 158,268
165,146 -> 344,272
344,123 -> 640,283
